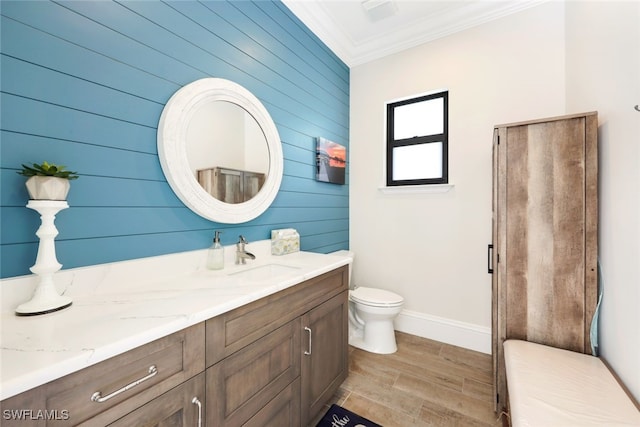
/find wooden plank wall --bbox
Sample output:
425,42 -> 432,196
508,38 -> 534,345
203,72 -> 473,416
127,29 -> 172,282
0,0 -> 350,278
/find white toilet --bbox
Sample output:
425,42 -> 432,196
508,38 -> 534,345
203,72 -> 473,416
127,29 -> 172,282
332,250 -> 404,354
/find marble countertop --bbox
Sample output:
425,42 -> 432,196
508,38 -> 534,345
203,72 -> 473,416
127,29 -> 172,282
0,241 -> 351,400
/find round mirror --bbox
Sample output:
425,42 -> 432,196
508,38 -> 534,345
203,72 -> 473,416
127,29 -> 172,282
158,78 -> 283,224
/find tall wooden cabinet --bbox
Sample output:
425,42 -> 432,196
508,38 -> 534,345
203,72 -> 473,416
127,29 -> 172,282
197,167 -> 265,203
491,112 -> 598,412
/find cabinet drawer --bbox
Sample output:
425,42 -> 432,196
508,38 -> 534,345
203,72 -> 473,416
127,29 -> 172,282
206,265 -> 347,366
108,372 -> 205,427
243,378 -> 301,427
1,324 -> 204,427
206,319 -> 301,426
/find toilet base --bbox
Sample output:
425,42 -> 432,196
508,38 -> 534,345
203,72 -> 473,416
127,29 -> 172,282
349,336 -> 398,354
349,321 -> 398,354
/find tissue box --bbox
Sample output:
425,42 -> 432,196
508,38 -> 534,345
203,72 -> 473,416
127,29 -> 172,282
271,228 -> 300,255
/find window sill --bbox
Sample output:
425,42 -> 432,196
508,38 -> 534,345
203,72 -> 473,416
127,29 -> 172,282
378,184 -> 454,194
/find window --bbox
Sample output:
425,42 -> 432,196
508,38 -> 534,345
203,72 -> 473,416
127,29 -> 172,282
386,90 -> 448,186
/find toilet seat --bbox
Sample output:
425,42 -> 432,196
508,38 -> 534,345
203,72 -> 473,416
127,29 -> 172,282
350,286 -> 404,307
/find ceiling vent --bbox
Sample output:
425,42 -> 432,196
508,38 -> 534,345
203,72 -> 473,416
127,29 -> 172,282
361,0 -> 398,21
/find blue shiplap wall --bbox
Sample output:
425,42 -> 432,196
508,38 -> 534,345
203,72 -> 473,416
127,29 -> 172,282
0,0 -> 349,279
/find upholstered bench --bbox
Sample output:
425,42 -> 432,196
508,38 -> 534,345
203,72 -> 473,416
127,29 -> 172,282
503,339 -> 640,426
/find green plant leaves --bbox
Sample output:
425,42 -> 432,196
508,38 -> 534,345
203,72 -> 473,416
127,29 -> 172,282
18,161 -> 79,179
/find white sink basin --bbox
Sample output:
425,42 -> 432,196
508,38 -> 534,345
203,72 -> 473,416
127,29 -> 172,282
229,263 -> 300,281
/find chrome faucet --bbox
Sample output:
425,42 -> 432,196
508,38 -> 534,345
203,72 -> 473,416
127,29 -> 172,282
235,235 -> 256,264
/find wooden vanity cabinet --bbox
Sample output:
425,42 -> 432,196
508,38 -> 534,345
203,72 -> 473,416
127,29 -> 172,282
205,266 -> 349,427
0,265 -> 349,427
206,266 -> 348,366
0,324 -> 205,427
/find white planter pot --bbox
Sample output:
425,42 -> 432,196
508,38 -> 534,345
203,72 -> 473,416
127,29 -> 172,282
25,176 -> 71,201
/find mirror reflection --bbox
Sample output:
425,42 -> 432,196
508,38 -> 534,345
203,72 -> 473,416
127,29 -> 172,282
157,77 -> 283,223
186,101 -> 269,204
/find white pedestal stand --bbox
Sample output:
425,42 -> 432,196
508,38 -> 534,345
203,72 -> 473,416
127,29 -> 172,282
16,200 -> 73,316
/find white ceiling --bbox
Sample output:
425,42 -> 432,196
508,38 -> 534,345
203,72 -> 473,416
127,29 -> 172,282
282,0 -> 548,67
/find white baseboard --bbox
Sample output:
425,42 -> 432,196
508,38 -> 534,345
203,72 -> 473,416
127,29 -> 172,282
394,309 -> 492,354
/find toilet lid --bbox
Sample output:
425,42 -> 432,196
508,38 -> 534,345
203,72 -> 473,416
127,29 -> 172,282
350,287 -> 404,306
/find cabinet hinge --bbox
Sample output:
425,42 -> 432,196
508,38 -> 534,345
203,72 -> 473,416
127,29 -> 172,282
497,135 -> 500,145
497,253 -> 500,263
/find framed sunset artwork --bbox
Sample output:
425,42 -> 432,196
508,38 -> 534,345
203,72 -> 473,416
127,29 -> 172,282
316,137 -> 346,185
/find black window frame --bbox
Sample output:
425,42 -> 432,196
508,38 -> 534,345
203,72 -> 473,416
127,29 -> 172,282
386,90 -> 448,186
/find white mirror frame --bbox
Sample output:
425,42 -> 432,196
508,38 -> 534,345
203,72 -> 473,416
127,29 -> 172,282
157,78 -> 283,224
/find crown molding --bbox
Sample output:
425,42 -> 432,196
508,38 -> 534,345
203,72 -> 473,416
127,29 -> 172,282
282,0 -> 357,66
282,0 -> 549,67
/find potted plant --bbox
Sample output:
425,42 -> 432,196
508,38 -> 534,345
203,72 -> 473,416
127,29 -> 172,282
18,161 -> 79,201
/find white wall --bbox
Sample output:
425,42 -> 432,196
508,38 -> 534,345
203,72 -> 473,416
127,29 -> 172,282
565,0 -> 640,402
187,102 -> 245,173
350,2 -> 566,353
188,102 -> 268,177
351,0 -> 640,402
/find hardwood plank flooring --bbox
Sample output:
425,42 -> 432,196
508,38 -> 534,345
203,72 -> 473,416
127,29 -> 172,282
314,332 -> 505,426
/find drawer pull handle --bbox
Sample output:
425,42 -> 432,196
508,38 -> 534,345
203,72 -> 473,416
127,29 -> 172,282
192,397 -> 202,427
90,365 -> 158,403
304,326 -> 312,355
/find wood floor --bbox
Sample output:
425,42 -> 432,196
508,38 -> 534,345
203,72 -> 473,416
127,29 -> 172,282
317,332 -> 504,427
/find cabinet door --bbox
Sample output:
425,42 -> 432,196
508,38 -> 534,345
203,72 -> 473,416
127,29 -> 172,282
108,373 -> 205,427
206,319 -> 301,426
503,117 -> 591,349
492,113 -> 598,413
242,171 -> 265,201
217,168 -> 243,204
301,291 -> 349,425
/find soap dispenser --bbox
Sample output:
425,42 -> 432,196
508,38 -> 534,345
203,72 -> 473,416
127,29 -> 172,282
207,231 -> 224,270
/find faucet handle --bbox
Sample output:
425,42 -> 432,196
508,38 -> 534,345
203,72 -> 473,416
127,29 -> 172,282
238,235 -> 248,244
